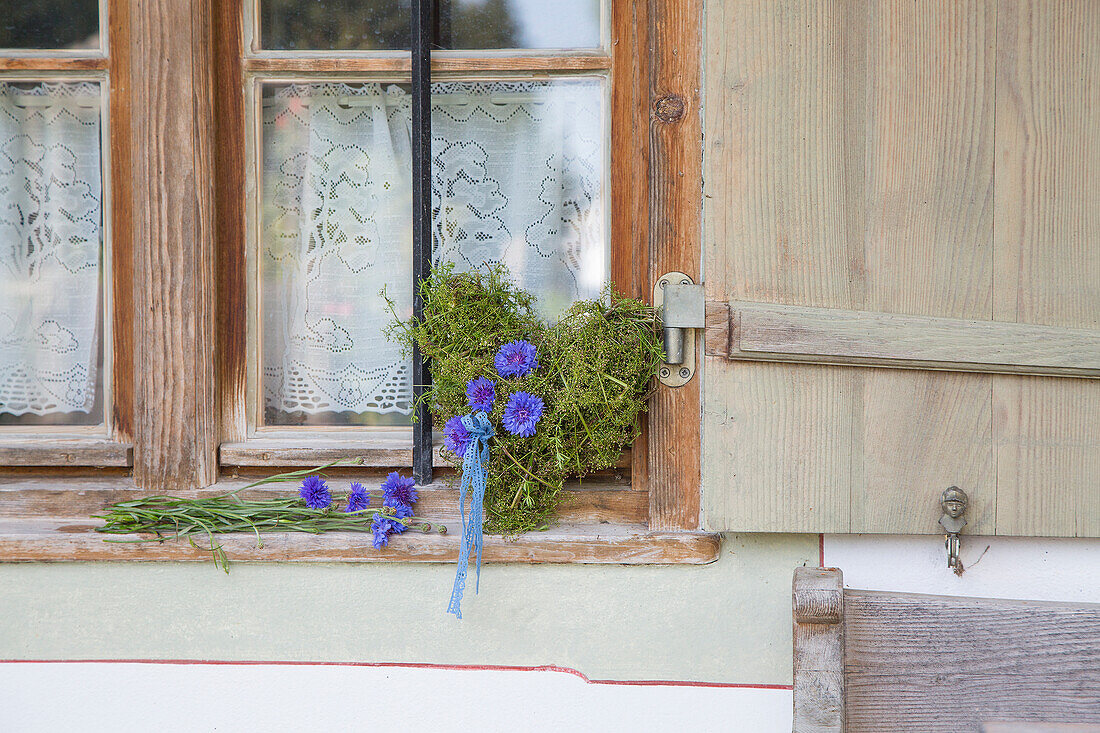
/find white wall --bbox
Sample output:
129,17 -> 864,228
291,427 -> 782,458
0,662 -> 793,733
4,533 -> 1097,731
824,534 -> 1100,603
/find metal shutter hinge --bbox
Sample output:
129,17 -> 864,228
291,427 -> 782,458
654,272 -> 705,387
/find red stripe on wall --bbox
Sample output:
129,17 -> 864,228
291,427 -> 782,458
0,658 -> 793,690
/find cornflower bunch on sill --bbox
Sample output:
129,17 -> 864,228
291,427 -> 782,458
93,460 -> 443,572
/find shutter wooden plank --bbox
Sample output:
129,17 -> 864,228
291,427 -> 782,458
992,1 -> 1100,538
855,0 -> 997,539
705,0 -> 1099,536
721,302 -> 1100,377
704,0 -> 998,534
703,361 -> 853,533
994,376 -> 1100,537
702,0 -> 862,534
704,0 -> 858,310
857,370 -> 995,535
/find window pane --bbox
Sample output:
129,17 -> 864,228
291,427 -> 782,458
259,0 -> 601,51
0,0 -> 100,50
260,78 -> 606,426
0,82 -> 104,426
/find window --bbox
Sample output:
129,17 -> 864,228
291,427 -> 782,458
0,0 -> 132,468
1,0 -> 712,564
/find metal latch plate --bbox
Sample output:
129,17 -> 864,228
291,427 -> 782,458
654,271 -> 701,388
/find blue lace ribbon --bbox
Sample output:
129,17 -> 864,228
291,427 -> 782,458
448,410 -> 495,619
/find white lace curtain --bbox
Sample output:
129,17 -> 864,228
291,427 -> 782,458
261,80 -> 605,419
0,82 -> 102,417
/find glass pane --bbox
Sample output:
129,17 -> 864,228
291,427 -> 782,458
0,82 -> 104,426
0,0 -> 100,50
260,0 -> 601,51
260,78 -> 606,426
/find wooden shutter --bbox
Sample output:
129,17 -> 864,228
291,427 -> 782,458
702,0 -> 1100,536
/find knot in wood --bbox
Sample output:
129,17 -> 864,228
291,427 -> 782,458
654,94 -> 686,123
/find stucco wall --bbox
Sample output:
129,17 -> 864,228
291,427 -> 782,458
0,533 -> 816,685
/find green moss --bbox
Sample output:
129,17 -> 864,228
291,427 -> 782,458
391,264 -> 663,534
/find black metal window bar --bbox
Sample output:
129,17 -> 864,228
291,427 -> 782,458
411,0 -> 433,484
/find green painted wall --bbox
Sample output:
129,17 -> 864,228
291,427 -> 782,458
0,533 -> 814,684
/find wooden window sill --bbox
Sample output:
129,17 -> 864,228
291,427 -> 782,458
0,438 -> 133,467
0,478 -> 719,565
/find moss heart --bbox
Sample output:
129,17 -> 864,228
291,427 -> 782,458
394,264 -> 662,533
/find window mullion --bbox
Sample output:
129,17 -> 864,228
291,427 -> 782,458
411,0 -> 434,485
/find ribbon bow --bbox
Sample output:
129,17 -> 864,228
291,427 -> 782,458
448,410 -> 495,618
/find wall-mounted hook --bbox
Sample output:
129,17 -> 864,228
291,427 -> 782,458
939,486 -> 969,575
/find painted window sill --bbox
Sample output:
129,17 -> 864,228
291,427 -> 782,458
0,478 -> 720,565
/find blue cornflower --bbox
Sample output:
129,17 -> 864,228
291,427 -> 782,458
299,475 -> 332,509
387,501 -> 414,534
443,415 -> 471,457
371,515 -> 395,548
502,391 -> 544,437
494,340 -> 539,378
345,482 -> 369,513
465,376 -> 496,413
371,503 -> 414,548
381,471 -> 418,508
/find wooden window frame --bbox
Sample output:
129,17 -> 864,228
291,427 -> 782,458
0,0 -> 134,468
0,0 -> 715,565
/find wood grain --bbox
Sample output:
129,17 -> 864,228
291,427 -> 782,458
0,476 -> 643,526
107,0 -> 135,445
703,0 -> 863,534
214,0 -> 247,444
843,589 -> 1100,731
647,0 -> 702,531
983,725 -> 1100,733
703,1 -> 1007,536
993,375 -> 1100,537
715,302 -> 1100,377
242,55 -> 611,75
792,567 -> 845,733
0,440 -> 132,467
610,0 -> 652,510
220,434 -> 632,470
130,0 -> 219,490
704,360 -> 853,533
993,1 -> 1100,539
0,518 -> 719,565
0,57 -> 108,71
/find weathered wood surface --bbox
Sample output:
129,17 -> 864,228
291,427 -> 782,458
220,434 -> 632,470
793,567 -> 845,733
992,1 -> 1100,539
130,0 -> 219,490
0,517 -> 719,565
108,0 -> 135,443
0,57 -> 109,70
611,0 -> 653,508
0,440 -> 132,467
0,476 -> 644,526
703,0 -> 1100,537
843,589 -> 1100,732
242,55 -> 612,74
647,0 -> 702,531
214,0 -> 247,445
708,301 -> 1100,378
983,725 -> 1100,733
